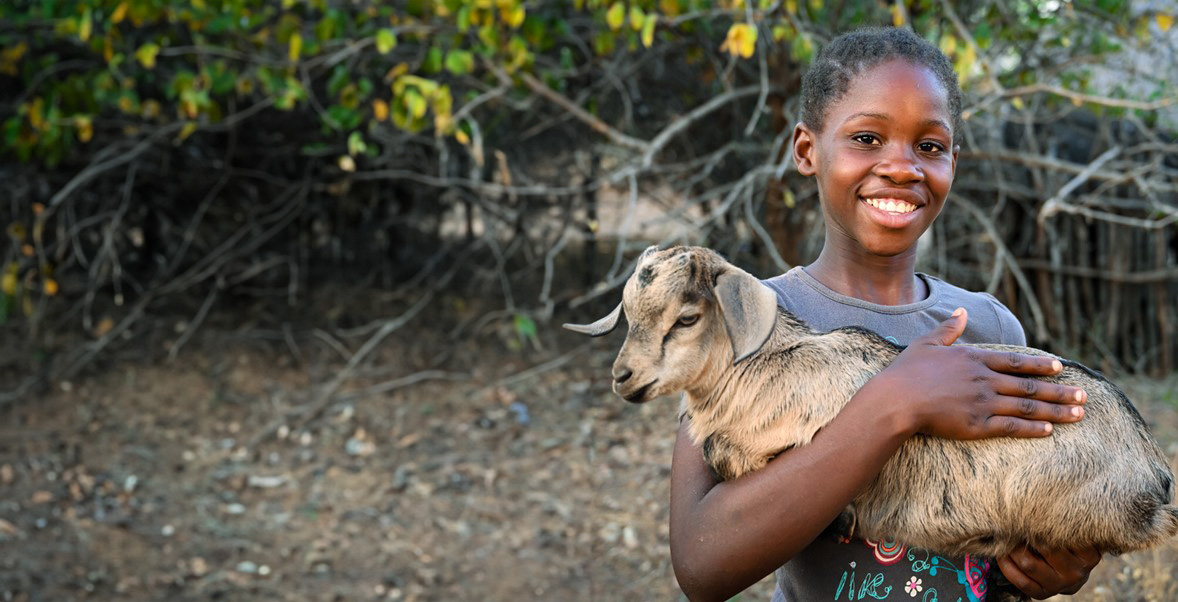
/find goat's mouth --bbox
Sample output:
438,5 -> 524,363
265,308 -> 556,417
620,381 -> 656,403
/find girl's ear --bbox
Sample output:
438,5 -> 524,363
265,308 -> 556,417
792,123 -> 817,176
951,143 -> 960,177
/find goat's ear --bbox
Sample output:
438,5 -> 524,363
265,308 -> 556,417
714,269 -> 779,364
563,302 -> 623,337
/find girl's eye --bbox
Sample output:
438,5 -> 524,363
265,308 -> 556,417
852,134 -> 881,145
676,315 -> 699,327
918,141 -> 946,153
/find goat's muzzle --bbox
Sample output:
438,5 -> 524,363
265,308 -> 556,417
612,366 -> 632,384
613,365 -> 654,403
618,381 -> 655,403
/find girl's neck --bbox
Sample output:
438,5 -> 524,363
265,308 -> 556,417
805,243 -> 927,306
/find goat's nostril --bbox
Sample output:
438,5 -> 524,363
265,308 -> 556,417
613,368 -> 633,384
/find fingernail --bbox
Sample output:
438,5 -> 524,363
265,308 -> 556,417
1051,360 -> 1063,372
1044,423 -> 1053,434
1075,389 -> 1085,402
951,307 -> 964,317
1072,407 -> 1084,418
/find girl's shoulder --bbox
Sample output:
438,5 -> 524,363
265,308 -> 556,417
922,274 -> 1026,346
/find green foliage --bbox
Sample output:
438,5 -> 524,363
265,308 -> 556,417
513,313 -> 539,350
1,0 -> 1174,378
1,0 -> 1168,168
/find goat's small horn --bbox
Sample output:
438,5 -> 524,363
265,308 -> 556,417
563,302 -> 623,337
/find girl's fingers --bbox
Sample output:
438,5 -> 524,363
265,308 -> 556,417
982,416 -> 1055,439
991,375 -> 1087,405
1028,546 -> 1100,594
998,549 -> 1050,599
978,349 -> 1064,376
992,395 -> 1085,423
1072,546 -> 1102,569
913,307 -> 969,348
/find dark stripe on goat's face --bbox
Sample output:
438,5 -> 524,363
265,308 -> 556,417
638,266 -> 656,288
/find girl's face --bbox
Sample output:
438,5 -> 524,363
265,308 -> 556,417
793,59 -> 958,259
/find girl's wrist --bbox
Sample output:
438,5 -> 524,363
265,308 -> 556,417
851,374 -> 921,441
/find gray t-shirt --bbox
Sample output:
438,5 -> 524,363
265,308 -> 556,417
763,267 -> 1025,602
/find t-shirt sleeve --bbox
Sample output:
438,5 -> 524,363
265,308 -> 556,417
981,293 -> 1027,346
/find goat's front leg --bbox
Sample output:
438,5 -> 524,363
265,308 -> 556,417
702,433 -> 765,481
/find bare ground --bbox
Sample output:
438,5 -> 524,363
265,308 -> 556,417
1,319 -> 1177,602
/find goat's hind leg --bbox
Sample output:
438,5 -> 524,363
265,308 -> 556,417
829,505 -> 858,542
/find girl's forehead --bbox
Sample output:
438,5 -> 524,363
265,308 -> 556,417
831,60 -> 952,123
853,59 -> 944,97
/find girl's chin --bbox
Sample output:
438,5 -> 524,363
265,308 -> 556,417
856,235 -> 922,258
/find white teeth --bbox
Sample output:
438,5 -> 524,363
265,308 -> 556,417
864,198 -> 916,214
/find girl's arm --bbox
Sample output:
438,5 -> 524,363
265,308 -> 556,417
669,309 -> 1088,601
669,383 -> 913,600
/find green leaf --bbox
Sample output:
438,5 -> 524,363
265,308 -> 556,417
347,131 -> 366,156
78,7 -> 92,42
375,28 -> 396,54
423,46 -> 443,74
431,84 -> 452,117
514,314 -> 537,340
456,6 -> 471,32
404,88 -> 427,119
606,2 -> 625,31
315,16 -> 336,41
288,32 -> 302,62
789,32 -> 813,63
641,14 -> 657,48
339,83 -> 359,109
135,43 -> 159,69
477,24 -> 498,48
444,50 -> 474,75
629,6 -> 645,31
325,105 -> 361,129
327,65 -> 350,97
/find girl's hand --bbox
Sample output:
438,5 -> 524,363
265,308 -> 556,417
997,544 -> 1101,598
866,308 -> 1088,440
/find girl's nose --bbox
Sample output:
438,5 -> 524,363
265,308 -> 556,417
873,146 -> 924,184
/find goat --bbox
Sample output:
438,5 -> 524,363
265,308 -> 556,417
565,245 -> 1178,568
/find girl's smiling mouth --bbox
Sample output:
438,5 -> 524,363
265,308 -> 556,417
862,197 -> 918,214
859,195 -> 925,228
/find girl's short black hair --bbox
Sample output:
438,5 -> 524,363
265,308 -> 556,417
800,27 -> 964,141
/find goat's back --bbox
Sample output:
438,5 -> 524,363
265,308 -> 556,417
855,343 -> 1178,556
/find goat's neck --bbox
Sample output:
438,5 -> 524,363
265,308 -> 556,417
682,310 -> 813,421
683,343 -> 735,406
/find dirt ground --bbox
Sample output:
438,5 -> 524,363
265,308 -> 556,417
1,317 -> 1177,602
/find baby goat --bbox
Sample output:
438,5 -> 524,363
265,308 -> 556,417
566,245 -> 1178,563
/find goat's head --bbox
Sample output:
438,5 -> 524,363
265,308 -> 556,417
564,246 -> 779,403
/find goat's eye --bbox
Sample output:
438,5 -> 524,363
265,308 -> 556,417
676,315 -> 699,327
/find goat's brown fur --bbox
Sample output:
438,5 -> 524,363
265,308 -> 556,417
567,246 -> 1178,565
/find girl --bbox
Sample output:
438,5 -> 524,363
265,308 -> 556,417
669,28 -> 1101,601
